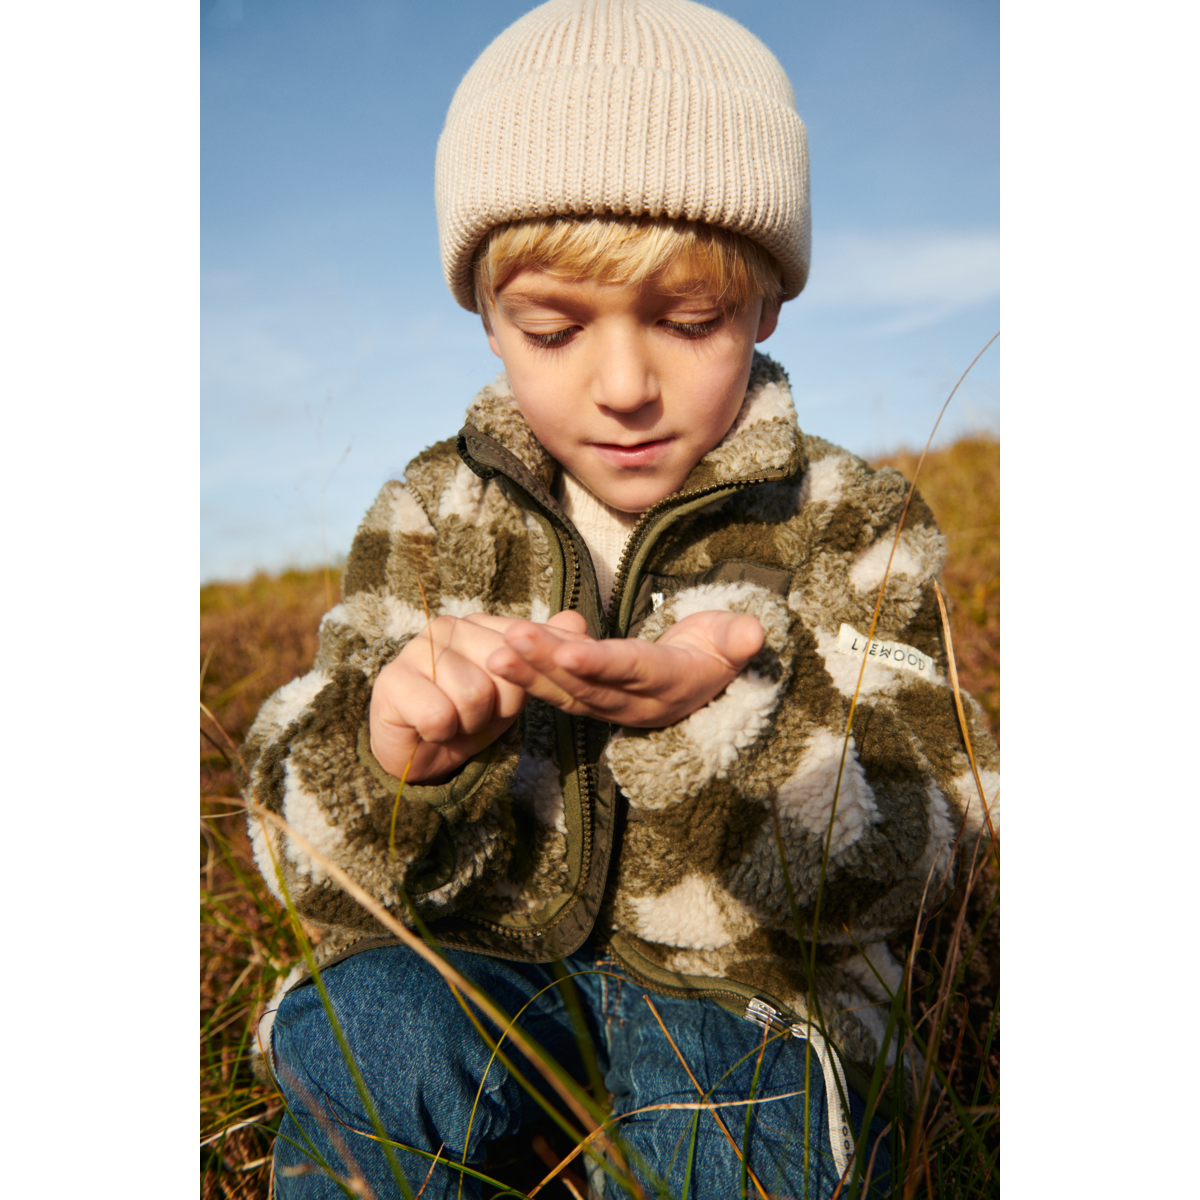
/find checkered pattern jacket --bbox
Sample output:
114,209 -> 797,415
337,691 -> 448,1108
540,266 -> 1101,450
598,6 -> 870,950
245,353 -> 999,1088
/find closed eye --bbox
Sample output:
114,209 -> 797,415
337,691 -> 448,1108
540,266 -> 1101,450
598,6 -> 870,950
661,316 -> 724,339
522,326 -> 579,350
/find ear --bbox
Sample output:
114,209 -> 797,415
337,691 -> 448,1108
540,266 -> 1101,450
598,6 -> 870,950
755,297 -> 781,343
482,312 -> 502,359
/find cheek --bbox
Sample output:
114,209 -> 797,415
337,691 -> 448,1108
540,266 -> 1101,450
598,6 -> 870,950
512,389 -> 568,450
703,355 -> 756,427
718,357 -> 751,398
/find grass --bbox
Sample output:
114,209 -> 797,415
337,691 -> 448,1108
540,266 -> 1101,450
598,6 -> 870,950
200,436 -> 999,1199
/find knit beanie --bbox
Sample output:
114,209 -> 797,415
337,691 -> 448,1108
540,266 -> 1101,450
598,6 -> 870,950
435,0 -> 810,312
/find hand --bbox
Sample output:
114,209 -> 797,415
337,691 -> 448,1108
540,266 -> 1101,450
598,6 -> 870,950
368,611 -> 582,784
486,609 -> 765,728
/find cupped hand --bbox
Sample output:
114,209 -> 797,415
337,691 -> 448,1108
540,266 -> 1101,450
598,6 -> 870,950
486,609 -> 765,728
368,610 -> 585,784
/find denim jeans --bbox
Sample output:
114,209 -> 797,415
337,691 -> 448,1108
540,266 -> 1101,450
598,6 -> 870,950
269,939 -> 891,1199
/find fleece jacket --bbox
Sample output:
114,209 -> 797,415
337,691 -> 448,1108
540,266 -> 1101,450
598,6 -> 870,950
244,352 -> 999,1097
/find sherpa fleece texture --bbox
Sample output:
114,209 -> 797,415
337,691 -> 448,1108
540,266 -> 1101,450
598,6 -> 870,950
244,352 -> 999,1083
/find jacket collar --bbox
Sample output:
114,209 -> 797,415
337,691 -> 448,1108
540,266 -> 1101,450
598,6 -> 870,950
459,351 -> 806,500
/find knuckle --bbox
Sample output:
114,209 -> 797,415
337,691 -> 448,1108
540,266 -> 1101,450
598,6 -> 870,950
458,678 -> 494,712
420,708 -> 458,744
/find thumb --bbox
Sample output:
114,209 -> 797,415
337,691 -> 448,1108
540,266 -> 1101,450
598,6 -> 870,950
711,613 -> 765,667
546,609 -> 589,635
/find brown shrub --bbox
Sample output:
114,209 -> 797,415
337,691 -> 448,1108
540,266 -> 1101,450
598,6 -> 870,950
872,436 -> 1000,740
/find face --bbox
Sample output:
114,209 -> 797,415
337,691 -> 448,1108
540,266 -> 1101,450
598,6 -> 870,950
485,269 -> 780,512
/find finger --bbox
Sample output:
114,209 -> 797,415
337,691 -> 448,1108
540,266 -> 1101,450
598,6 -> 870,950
487,641 -> 647,718
374,665 -> 466,745
368,728 -> 421,781
424,649 -> 500,737
408,614 -> 529,703
494,620 -> 591,675
504,615 -> 591,654
441,622 -> 530,717
498,622 -> 682,697
660,612 -> 765,668
543,636 -> 661,686
459,612 -> 523,635
369,668 -> 455,778
486,630 -> 611,712
486,635 -> 562,693
488,628 -> 629,709
459,610 -> 587,639
545,609 -> 588,635
410,614 -> 517,673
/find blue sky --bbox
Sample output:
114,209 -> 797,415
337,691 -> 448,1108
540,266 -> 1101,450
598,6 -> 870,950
201,0 -> 999,582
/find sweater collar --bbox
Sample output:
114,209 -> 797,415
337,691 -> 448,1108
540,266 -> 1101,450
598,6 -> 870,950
460,351 -> 806,498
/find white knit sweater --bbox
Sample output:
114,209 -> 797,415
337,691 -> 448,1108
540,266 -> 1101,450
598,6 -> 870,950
555,469 -> 644,611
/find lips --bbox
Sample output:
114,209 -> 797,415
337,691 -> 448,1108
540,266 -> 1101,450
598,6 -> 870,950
589,438 -> 674,468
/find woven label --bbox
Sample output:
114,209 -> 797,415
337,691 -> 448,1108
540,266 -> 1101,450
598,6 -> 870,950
835,624 -> 937,682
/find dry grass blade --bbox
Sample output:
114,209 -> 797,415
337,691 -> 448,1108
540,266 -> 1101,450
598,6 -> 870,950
532,1134 -> 589,1200
640,995 -> 772,1200
203,957 -> 260,1030
201,642 -> 216,692
458,970 -> 617,1196
527,1093 -> 808,1198
201,702 -> 614,1168
387,751 -> 416,864
416,572 -> 436,685
201,1117 -> 271,1150
901,839 -> 997,1200
885,581 -> 999,1195
390,572 -> 431,863
933,582 -> 998,844
809,333 -> 999,1008
277,1058 -> 381,1200
557,1175 -> 586,1200
414,1142 -> 445,1200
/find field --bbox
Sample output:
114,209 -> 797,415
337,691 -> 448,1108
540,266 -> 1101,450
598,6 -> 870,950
201,435 -> 999,1199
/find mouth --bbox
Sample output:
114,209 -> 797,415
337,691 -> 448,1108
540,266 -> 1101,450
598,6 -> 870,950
589,438 -> 674,468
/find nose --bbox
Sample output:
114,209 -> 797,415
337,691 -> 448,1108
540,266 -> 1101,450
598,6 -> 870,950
590,327 -> 660,415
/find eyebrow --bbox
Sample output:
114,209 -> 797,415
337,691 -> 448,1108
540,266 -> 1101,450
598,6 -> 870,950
497,289 -> 570,309
497,285 -> 722,314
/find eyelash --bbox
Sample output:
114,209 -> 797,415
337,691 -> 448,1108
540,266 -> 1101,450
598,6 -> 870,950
522,316 -> 723,350
523,327 -> 578,349
662,317 -> 723,339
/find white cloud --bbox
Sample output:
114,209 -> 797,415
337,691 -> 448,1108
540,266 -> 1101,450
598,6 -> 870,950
804,229 -> 999,335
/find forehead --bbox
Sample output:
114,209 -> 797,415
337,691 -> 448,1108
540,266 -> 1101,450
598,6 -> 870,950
495,267 -> 718,312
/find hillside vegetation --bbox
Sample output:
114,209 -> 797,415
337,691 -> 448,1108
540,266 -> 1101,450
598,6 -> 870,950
201,435 -> 999,1199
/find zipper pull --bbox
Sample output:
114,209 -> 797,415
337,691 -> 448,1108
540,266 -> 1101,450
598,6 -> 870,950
745,996 -> 795,1036
745,998 -> 854,1179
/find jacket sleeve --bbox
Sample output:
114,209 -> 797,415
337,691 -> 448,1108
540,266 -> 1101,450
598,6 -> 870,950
242,472 -> 523,937
602,444 -> 999,950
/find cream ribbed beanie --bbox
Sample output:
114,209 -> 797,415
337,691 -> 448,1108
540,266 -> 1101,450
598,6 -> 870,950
435,0 -> 810,312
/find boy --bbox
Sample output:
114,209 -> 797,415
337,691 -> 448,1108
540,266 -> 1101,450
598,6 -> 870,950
246,2 -> 999,1197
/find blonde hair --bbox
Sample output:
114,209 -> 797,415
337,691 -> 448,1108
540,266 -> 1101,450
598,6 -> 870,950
473,216 -> 784,321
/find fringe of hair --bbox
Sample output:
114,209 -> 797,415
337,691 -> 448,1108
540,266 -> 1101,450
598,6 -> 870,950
472,215 -> 783,319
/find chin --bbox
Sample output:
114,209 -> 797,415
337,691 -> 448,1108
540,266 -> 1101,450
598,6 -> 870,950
610,482 -> 676,512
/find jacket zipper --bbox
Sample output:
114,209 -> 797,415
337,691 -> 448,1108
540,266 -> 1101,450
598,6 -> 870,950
604,476 -> 777,635
562,534 -> 593,925
459,520 -> 594,942
452,430 -> 789,944
464,477 -> 774,939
